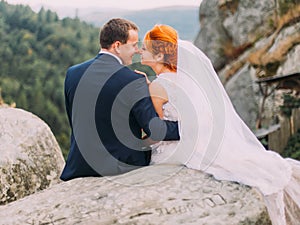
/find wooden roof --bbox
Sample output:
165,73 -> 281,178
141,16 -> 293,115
255,72 -> 300,91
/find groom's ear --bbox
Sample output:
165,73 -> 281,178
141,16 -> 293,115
112,41 -> 122,54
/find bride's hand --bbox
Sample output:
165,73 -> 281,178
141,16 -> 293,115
134,70 -> 151,85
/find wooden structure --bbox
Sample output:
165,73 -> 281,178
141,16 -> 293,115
255,72 -> 300,129
254,72 -> 300,153
269,108 -> 300,153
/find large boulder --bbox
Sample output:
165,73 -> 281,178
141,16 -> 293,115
0,165 -> 271,225
0,107 -> 65,205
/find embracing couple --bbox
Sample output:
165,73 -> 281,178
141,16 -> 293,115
60,18 -> 300,224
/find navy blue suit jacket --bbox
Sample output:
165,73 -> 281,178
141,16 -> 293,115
60,53 -> 180,181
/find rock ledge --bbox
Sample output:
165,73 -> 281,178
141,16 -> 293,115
0,165 -> 271,225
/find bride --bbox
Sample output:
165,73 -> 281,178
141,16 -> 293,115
139,24 -> 300,225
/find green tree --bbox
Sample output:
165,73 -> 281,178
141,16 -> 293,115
0,1 -> 99,159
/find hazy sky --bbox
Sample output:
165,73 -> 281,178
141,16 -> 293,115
6,0 -> 202,10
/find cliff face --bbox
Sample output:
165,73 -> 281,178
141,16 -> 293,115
195,0 -> 276,71
194,0 -> 300,130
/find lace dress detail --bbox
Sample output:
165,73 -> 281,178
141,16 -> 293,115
150,73 -> 180,164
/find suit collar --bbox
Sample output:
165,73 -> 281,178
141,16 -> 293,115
98,50 -> 123,65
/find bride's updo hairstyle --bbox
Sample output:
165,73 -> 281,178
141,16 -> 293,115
144,24 -> 178,72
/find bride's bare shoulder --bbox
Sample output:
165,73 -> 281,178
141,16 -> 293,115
149,81 -> 168,101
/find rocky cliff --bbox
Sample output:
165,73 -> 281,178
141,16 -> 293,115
0,106 -> 65,205
194,0 -> 300,129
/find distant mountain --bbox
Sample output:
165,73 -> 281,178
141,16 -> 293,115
57,6 -> 200,42
31,4 -> 200,41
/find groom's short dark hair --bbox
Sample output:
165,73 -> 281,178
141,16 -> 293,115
100,18 -> 139,49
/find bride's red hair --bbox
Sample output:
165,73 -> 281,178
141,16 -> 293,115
144,24 -> 178,72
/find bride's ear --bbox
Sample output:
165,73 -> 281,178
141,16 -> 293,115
155,53 -> 164,62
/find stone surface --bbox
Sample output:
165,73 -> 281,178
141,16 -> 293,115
275,22 -> 300,76
224,64 -> 260,130
277,44 -> 300,75
194,0 -> 229,70
194,0 -> 275,70
222,0 -> 275,46
0,107 -> 65,205
0,165 -> 271,225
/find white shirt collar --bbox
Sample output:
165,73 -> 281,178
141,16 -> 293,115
99,50 -> 123,65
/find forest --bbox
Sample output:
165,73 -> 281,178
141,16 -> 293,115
0,1 -> 100,157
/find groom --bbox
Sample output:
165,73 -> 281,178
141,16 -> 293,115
60,18 -> 180,181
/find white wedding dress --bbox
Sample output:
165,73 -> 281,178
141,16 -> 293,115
150,40 -> 300,225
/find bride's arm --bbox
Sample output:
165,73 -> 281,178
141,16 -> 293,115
134,70 -> 168,118
142,82 -> 168,145
149,82 -> 168,119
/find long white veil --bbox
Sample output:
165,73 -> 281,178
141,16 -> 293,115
167,40 -> 290,194
160,40 -> 300,225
